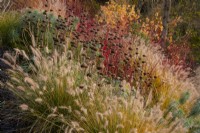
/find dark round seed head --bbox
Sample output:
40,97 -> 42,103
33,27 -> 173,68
97,83 -> 102,87
86,73 -> 92,77
79,85 -> 84,89
97,66 -> 102,70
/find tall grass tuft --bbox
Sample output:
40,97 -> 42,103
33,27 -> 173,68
0,11 -> 21,47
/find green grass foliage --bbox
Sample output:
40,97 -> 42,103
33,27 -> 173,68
0,11 -> 21,48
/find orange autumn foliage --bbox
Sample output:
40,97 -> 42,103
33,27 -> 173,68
141,13 -> 163,43
97,0 -> 163,43
97,0 -> 139,29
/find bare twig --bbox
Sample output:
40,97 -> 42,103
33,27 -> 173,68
0,0 -> 12,13
161,0 -> 171,49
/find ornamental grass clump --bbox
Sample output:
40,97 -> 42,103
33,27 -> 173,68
1,41 -> 194,132
2,44 -> 108,132
0,11 -> 21,47
120,37 -> 199,109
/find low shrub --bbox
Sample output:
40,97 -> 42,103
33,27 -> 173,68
19,9 -> 75,49
0,7 -> 79,51
96,0 -> 139,29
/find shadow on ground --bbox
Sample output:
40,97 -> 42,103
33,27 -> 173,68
0,48 -> 29,133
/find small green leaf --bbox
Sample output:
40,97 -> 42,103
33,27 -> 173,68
179,91 -> 190,105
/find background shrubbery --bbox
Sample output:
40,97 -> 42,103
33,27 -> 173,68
0,0 -> 200,133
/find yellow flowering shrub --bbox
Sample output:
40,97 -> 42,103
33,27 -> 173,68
97,0 -> 163,43
97,0 -> 139,29
140,13 -> 163,43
